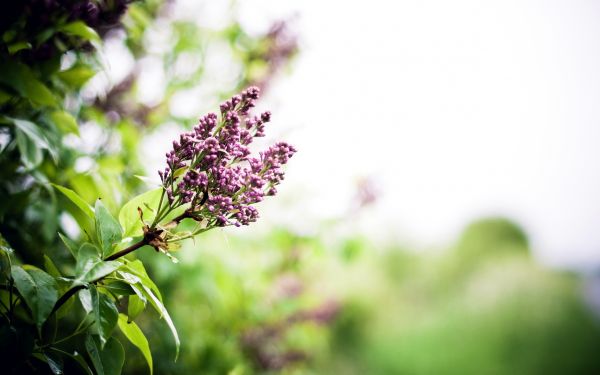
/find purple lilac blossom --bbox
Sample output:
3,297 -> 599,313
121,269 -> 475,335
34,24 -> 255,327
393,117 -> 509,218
159,86 -> 296,227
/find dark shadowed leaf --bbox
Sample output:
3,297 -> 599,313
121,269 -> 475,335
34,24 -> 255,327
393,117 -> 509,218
85,335 -> 124,375
11,265 -> 58,330
0,61 -> 56,106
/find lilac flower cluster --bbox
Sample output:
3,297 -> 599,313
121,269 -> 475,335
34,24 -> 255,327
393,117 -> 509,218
158,87 -> 296,227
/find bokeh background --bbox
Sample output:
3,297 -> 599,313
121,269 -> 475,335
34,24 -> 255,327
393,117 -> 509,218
52,0 -> 600,373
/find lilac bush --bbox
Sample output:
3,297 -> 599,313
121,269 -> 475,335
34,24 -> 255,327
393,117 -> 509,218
156,86 -> 296,229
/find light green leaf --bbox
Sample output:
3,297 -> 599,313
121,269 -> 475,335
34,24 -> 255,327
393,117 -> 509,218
0,60 -> 56,106
79,288 -> 92,313
140,283 -> 179,361
118,314 -> 153,374
60,21 -> 100,42
121,261 -> 162,301
119,188 -> 162,237
85,335 -> 124,375
7,41 -> 32,54
52,184 -> 94,219
11,265 -> 59,330
74,244 -> 121,285
57,65 -> 96,88
49,110 -> 79,136
90,285 -> 118,348
127,294 -> 145,322
95,200 -> 123,258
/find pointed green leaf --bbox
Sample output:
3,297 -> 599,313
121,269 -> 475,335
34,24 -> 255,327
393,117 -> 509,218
85,334 -> 104,375
59,350 -> 93,375
60,21 -> 100,42
79,288 -> 93,314
52,184 -> 94,219
85,335 -> 124,375
118,188 -> 162,237
58,233 -> 78,259
101,280 -> 134,296
118,314 -> 153,374
57,65 -> 95,88
140,283 -> 179,360
0,61 -> 56,106
121,261 -> 162,301
90,285 -> 118,348
49,110 -> 79,136
74,244 -> 121,285
43,351 -> 63,374
14,126 -> 43,169
95,200 -> 123,258
11,118 -> 57,168
127,294 -> 145,322
11,265 -> 58,330
43,255 -> 61,278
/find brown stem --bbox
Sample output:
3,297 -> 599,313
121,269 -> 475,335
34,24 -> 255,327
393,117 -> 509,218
50,230 -> 160,316
172,211 -> 191,224
104,237 -> 149,261
50,284 -> 87,315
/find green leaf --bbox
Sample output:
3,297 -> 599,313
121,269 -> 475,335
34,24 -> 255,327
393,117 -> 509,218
43,351 -> 63,374
58,232 -> 78,259
140,283 -> 179,360
127,294 -> 145,322
43,255 -> 61,278
49,110 -> 79,136
90,285 -> 118,348
95,200 -> 123,258
14,126 -> 43,169
118,314 -> 153,375
11,118 -> 57,168
0,60 -> 56,106
59,350 -> 93,375
79,288 -> 92,313
101,280 -> 134,296
74,244 -> 122,285
52,184 -> 94,219
11,265 -> 59,330
57,65 -> 96,88
118,188 -> 162,237
85,335 -> 124,375
7,41 -> 32,54
60,21 -> 100,42
121,260 -> 162,301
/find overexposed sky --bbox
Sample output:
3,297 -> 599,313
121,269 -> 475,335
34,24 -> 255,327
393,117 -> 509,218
128,0 -> 600,268
234,0 -> 600,267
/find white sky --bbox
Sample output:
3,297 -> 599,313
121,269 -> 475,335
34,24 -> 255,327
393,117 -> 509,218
126,0 -> 600,268
233,0 -> 600,268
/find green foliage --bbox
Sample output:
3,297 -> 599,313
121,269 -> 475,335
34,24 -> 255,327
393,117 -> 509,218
10,265 -> 58,330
